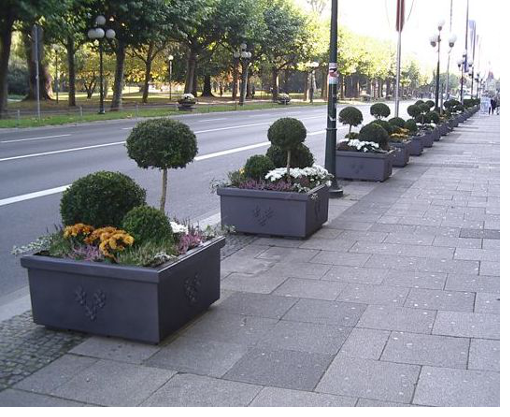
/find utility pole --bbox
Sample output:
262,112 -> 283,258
395,0 -> 405,117
32,25 -> 42,120
325,0 -> 342,197
445,0 -> 453,99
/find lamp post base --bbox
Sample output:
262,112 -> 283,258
328,179 -> 343,198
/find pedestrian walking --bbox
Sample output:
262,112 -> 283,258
490,97 -> 497,115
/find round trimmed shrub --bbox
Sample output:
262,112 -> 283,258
419,103 -> 430,114
405,119 -> 418,133
427,111 -> 440,124
60,171 -> 146,228
370,119 -> 395,135
389,117 -> 406,128
122,205 -> 173,245
244,155 -> 276,180
266,143 -> 315,169
425,100 -> 435,109
370,102 -> 391,119
415,100 -> 424,106
339,106 -> 363,132
407,104 -> 421,119
267,118 -> 307,175
444,99 -> 460,110
126,118 -> 198,212
359,123 -> 389,149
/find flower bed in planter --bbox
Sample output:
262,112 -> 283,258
177,93 -> 197,111
14,119 -> 226,344
215,118 -> 332,238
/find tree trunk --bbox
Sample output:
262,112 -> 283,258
271,67 -> 279,101
23,32 -> 53,100
110,42 -> 126,111
66,36 -> 77,106
0,15 -> 14,118
201,74 -> 214,97
339,74 -> 344,99
366,77 -> 372,96
192,70 -> 198,97
232,60 -> 239,100
184,48 -> 197,95
160,168 -> 168,213
321,68 -> 327,99
378,78 -> 383,98
283,69 -> 290,93
141,43 -> 154,104
303,72 -> 309,101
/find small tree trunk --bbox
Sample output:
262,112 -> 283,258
160,168 -> 168,212
184,49 -> 197,94
286,150 -> 291,179
110,42 -> 126,111
23,32 -> 53,100
66,36 -> 77,106
201,74 -> 214,96
303,72 -> 309,101
142,58 -> 152,104
271,67 -> 279,101
0,15 -> 14,118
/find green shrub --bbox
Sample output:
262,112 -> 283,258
454,104 -> 465,112
370,102 -> 391,119
427,111 -> 440,124
407,104 -> 421,119
267,118 -> 307,176
339,106 -> 363,134
344,132 -> 359,139
418,103 -> 430,114
370,120 -> 395,135
415,100 -> 424,106
116,240 -> 178,267
122,205 -> 173,245
126,118 -> 198,212
266,143 -> 314,169
60,171 -> 146,228
404,119 -> 418,133
359,123 -> 389,149
425,100 -> 435,109
244,155 -> 276,180
444,99 -> 460,110
388,117 -> 406,128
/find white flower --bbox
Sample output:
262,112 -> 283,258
181,93 -> 195,100
170,222 -> 188,234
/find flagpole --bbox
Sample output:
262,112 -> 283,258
394,0 -> 405,117
445,0 -> 453,99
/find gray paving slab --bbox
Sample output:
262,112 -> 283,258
51,359 -> 176,406
383,233 -> 435,246
454,248 -> 500,262
432,236 -> 482,249
282,298 -> 366,326
479,261 -> 500,276
445,273 -> 500,293
298,237 -> 356,252
381,332 -> 469,368
223,348 -> 333,391
413,366 -> 499,406
323,265 -> 387,284
145,337 -> 249,377
337,230 -> 389,243
264,261 -> 331,280
256,247 -> 319,263
315,354 -> 420,403
141,373 -> 261,407
382,270 -> 447,289
336,283 -> 409,306
460,228 -> 500,239
419,257 -> 480,275
252,237 -> 303,248
339,328 -> 390,359
0,389 -> 89,407
250,386 -> 357,407
356,398 -> 416,407
469,339 -> 500,372
404,288 -> 475,312
221,272 -> 288,294
221,255 -> 275,275
364,254 -> 423,271
272,278 -> 346,300
309,251 -> 370,267
432,311 -> 500,339
357,305 -> 436,334
482,239 -> 500,250
475,292 -> 500,314
69,336 -> 160,364
217,292 -> 298,319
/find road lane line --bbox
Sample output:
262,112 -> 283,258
0,134 -> 72,144
195,141 -> 270,161
309,130 -> 326,136
0,185 -> 71,207
200,118 -> 228,122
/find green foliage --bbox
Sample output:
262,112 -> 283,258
267,117 -> 307,151
344,132 -> 359,139
419,103 -> 430,114
339,106 -> 363,128
60,171 -> 146,228
359,123 -> 389,149
370,102 -> 391,119
244,155 -> 276,181
425,100 -> 435,109
122,206 -> 173,245
116,239 -> 178,267
404,119 -> 418,133
370,120 -> 394,135
444,99 -> 460,109
415,100 -> 424,106
407,104 -> 421,119
427,111 -> 440,124
126,118 -> 198,170
388,117 -> 406,128
266,143 -> 315,168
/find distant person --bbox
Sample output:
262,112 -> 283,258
490,97 -> 497,115
496,95 -> 500,115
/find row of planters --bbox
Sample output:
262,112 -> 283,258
16,98 -> 479,344
335,98 -> 480,182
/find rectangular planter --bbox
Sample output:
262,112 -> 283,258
418,130 -> 434,147
20,237 -> 225,344
409,135 -> 424,156
432,127 -> 441,141
389,140 -> 410,167
438,123 -> 449,136
217,184 -> 329,238
336,150 -> 393,182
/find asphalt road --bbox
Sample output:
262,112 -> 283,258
0,101 -> 411,301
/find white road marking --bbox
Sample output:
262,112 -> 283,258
0,134 -> 71,144
199,118 -> 228,122
195,141 -> 270,161
194,122 -> 268,134
309,130 -> 326,136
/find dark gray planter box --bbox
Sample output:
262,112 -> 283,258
336,150 -> 393,182
418,130 -> 434,147
438,123 -> 449,136
217,185 -> 329,238
409,135 -> 424,156
432,127 -> 441,141
389,140 -> 410,167
20,237 -> 225,344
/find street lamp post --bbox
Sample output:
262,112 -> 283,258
459,49 -> 467,103
52,44 -> 60,104
236,43 -> 252,106
468,59 -> 474,98
308,62 -> 319,104
429,19 -> 445,112
325,0 -> 342,197
445,33 -> 457,100
88,15 -> 115,114
168,55 -> 174,101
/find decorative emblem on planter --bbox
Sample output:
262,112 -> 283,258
252,205 -> 274,227
184,273 -> 201,305
312,193 -> 321,221
74,286 -> 106,321
351,161 -> 365,174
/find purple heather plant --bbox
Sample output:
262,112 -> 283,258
237,179 -> 293,192
67,245 -> 104,262
177,231 -> 204,255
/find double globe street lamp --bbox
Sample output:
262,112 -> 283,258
234,43 -> 252,106
429,19 -> 446,112
88,15 -> 115,114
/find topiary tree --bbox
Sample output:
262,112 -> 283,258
267,118 -> 307,178
405,119 -> 418,133
415,100 -> 424,106
370,120 -> 395,135
339,106 -> 363,135
60,171 -> 146,228
359,123 -> 390,150
370,102 -> 391,119
266,143 -> 315,169
407,104 -> 421,119
427,111 -> 440,124
122,205 -> 173,245
126,119 -> 198,212
425,100 -> 435,109
389,117 -> 406,128
244,155 -> 276,181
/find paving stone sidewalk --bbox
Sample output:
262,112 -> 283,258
0,114 -> 500,407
